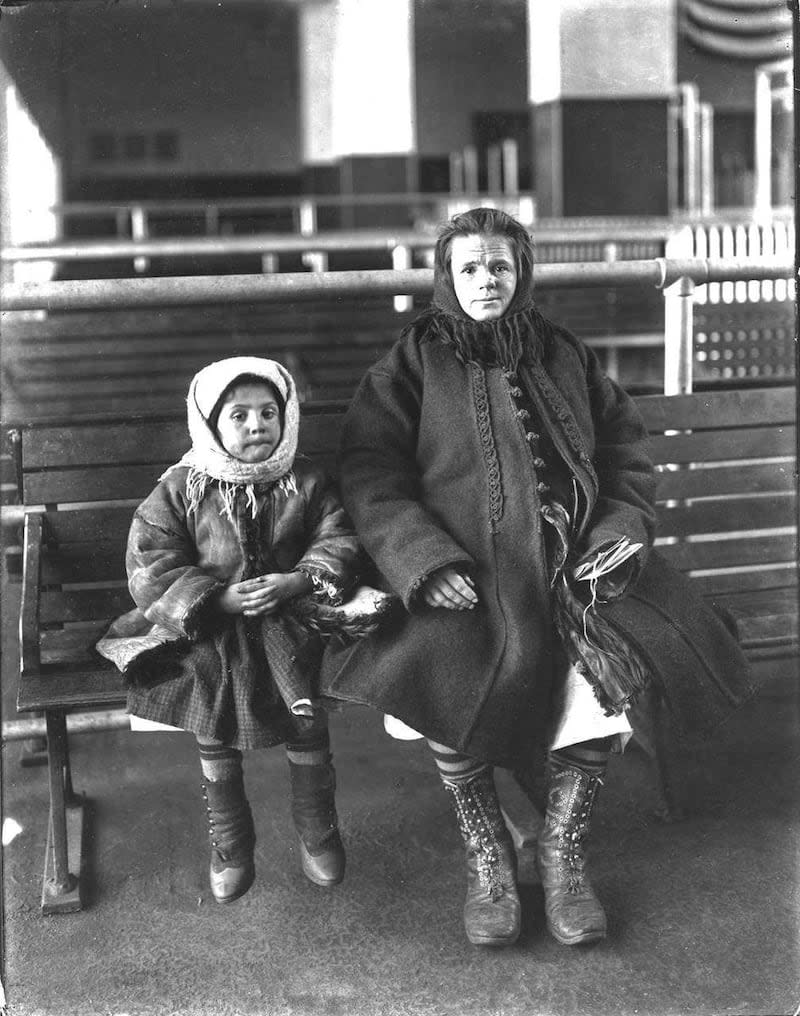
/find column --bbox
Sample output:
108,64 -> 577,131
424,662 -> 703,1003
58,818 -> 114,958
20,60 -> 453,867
298,0 -> 417,229
527,0 -> 676,217
0,61 -> 62,285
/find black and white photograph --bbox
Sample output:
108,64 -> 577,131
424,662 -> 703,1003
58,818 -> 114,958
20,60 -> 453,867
0,1 -> 797,1014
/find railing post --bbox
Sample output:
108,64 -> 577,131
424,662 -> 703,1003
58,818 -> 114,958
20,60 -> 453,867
130,205 -> 150,274
115,208 -> 129,239
700,102 -> 714,215
603,242 -> 619,380
755,67 -> 773,216
392,245 -> 413,312
463,145 -> 479,196
449,151 -> 465,195
679,83 -> 700,214
302,251 -> 328,273
501,139 -> 519,197
299,200 -> 317,237
205,206 -> 219,237
487,144 -> 502,197
667,99 -> 679,215
663,274 -> 695,395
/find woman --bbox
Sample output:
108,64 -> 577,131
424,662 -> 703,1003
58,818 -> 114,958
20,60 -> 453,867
321,208 -> 752,948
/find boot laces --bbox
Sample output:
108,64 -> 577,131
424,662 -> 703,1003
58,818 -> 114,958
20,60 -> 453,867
556,776 -> 600,894
445,779 -> 509,901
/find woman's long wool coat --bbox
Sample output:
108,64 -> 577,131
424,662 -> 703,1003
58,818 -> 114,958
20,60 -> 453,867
320,326 -> 658,768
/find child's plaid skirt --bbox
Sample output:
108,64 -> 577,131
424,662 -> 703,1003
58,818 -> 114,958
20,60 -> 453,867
126,612 -> 324,750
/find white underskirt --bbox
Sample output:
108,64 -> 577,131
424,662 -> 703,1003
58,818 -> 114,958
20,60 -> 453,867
129,715 -> 183,732
384,662 -> 632,751
128,696 -> 314,734
549,663 -> 632,751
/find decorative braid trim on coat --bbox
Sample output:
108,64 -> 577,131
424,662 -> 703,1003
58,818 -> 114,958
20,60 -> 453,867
469,364 -> 504,530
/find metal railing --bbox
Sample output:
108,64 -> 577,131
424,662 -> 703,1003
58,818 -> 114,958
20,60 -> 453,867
3,255 -> 793,395
0,223 -> 684,313
2,223 -> 684,270
46,191 -> 536,240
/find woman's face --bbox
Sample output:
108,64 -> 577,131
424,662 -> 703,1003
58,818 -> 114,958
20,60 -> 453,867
449,233 -> 518,321
215,382 -> 282,462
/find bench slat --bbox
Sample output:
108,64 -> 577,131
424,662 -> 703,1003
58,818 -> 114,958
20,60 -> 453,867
649,425 -> 796,465
17,671 -> 127,713
21,409 -> 346,469
3,301 -> 408,341
690,565 -> 796,597
25,465 -> 172,505
656,494 -> 796,538
23,420 -> 187,469
654,461 -> 795,501
655,533 -> 797,571
714,587 -> 798,648
718,585 -> 800,618
43,506 -> 136,544
41,546 -> 127,585
40,588 -> 133,625
636,387 -> 796,431
737,615 -> 798,647
6,329 -> 396,362
41,625 -> 110,665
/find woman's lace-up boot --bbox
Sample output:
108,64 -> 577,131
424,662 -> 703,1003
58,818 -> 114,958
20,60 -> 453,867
201,773 -> 256,904
287,755 -> 346,886
442,767 -> 521,946
536,750 -> 608,944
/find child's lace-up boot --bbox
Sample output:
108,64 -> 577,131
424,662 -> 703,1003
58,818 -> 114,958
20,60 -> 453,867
287,755 -> 345,886
536,751 -> 608,944
202,773 -> 256,904
443,767 -> 521,946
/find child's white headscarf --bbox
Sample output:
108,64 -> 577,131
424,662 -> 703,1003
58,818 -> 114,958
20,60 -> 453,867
163,356 -> 300,519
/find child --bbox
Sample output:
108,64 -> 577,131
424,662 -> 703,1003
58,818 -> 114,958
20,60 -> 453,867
97,356 -> 363,904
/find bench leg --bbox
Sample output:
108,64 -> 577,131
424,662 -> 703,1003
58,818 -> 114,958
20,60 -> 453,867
628,688 -> 686,823
41,711 -> 85,915
20,712 -> 48,767
494,767 -> 544,884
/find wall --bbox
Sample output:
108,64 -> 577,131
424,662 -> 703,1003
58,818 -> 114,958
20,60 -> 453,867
529,0 -> 676,104
677,37 -> 760,112
414,0 -> 528,156
0,6 -> 67,153
0,1 -> 300,192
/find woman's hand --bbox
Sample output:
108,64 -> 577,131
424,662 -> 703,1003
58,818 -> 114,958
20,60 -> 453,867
217,572 -> 313,616
420,566 -> 478,611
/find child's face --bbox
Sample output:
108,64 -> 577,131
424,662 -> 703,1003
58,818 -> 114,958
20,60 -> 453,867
215,383 -> 282,462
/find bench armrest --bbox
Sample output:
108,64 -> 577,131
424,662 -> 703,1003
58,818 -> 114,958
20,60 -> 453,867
20,511 -> 43,676
7,428 -> 22,503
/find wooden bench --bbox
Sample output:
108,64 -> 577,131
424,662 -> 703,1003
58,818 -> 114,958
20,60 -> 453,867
9,385 -> 797,913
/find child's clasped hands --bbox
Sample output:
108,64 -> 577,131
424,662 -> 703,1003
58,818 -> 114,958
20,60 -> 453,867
218,571 -> 313,616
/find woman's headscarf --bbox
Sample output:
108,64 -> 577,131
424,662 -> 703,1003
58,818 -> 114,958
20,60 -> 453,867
163,356 -> 300,519
411,206 -> 555,372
